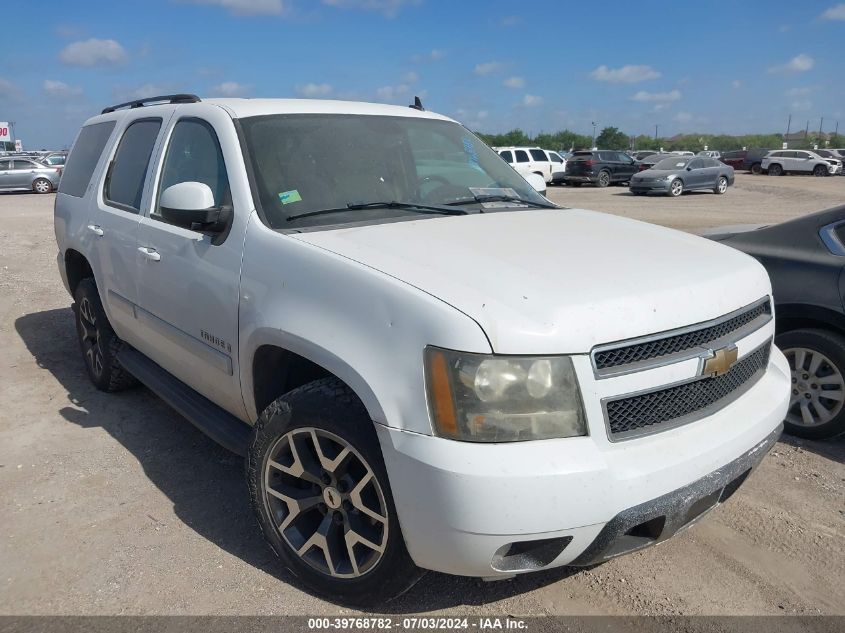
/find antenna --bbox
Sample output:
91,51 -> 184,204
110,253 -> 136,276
408,96 -> 425,111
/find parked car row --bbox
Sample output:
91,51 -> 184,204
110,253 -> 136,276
0,156 -> 63,194
494,146 -> 567,185
630,155 -> 734,197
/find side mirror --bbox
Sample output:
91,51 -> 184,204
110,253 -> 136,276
523,172 -> 547,196
686,166 -> 692,171
159,182 -> 230,234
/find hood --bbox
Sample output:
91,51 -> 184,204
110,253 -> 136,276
292,209 -> 771,354
634,169 -> 683,180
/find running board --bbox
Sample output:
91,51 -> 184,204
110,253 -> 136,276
116,347 -> 251,456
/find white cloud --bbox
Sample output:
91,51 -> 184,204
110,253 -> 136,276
0,77 -> 19,99
474,61 -> 506,76
590,64 -> 660,83
630,89 -> 681,103
673,111 -> 693,123
42,80 -> 83,98
59,38 -> 127,67
731,80 -> 742,89
522,94 -> 543,107
296,83 -> 333,97
821,4 -> 845,20
768,53 -> 814,74
321,0 -> 421,17
402,71 -> 419,83
186,0 -> 284,15
412,49 -> 445,63
211,81 -> 250,96
375,84 -> 410,102
503,76 -> 524,89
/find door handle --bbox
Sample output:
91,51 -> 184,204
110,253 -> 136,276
137,246 -> 161,262
87,224 -> 104,237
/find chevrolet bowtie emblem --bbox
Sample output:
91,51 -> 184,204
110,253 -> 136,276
702,346 -> 739,377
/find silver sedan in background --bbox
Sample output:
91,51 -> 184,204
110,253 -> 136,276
0,157 -> 62,194
629,156 -> 735,197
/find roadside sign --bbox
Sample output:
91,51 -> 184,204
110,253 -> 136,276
0,122 -> 10,142
14,139 -> 22,152
782,142 -> 788,149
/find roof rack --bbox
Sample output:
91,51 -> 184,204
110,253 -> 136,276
101,94 -> 201,114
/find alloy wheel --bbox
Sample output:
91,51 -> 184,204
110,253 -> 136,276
784,347 -> 845,427
717,177 -> 728,193
34,179 -> 51,193
598,172 -> 610,187
77,297 -> 104,377
670,180 -> 683,196
262,427 -> 389,578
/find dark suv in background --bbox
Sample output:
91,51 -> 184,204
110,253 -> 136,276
564,150 -> 638,187
719,148 -> 770,174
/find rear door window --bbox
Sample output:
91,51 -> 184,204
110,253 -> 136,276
12,160 -> 37,170
104,118 -> 162,213
59,121 -> 116,198
529,149 -> 547,162
515,150 -> 529,163
548,152 -> 563,163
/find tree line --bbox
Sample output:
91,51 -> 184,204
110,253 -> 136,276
475,126 -> 845,153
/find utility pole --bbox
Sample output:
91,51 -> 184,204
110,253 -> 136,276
654,124 -> 659,141
591,121 -> 597,149
785,113 -> 792,148
819,117 -> 824,147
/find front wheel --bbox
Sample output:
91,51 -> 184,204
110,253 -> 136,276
596,170 -> 611,188
669,178 -> 684,197
777,329 -> 845,439
32,178 -> 53,194
813,164 -> 828,177
247,378 -> 422,605
714,176 -> 728,194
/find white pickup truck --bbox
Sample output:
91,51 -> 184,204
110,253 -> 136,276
54,94 -> 789,605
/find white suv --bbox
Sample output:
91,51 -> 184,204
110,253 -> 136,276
495,146 -> 566,184
762,150 -> 842,176
54,94 -> 790,605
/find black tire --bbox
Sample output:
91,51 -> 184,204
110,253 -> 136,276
596,170 -> 611,188
813,164 -> 828,177
668,178 -> 684,197
569,181 -> 582,187
750,163 -> 763,175
776,329 -> 845,440
72,278 -> 137,392
768,163 -> 783,176
247,378 -> 423,606
32,178 -> 53,194
714,176 -> 728,195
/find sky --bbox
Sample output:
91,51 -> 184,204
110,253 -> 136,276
2,0 -> 844,149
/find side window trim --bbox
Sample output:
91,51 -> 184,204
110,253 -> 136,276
102,116 -> 164,215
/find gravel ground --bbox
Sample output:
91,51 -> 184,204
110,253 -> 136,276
0,173 -> 843,617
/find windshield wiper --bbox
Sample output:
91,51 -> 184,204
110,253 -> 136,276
286,201 -> 468,222
444,194 -> 558,209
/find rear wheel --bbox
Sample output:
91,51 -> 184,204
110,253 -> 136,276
248,378 -> 422,605
714,176 -> 728,194
32,178 -> 52,194
669,178 -> 684,197
813,164 -> 828,177
768,163 -> 783,176
777,329 -> 845,439
596,170 -> 611,188
750,163 -> 763,175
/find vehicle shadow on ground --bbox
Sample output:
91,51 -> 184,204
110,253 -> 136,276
14,307 -> 583,610
778,434 -> 845,464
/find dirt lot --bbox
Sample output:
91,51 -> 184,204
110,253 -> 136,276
1,174 -> 843,617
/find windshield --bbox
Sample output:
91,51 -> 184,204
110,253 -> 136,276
653,157 -> 691,170
239,114 -> 550,229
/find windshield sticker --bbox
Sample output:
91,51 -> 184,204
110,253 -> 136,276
278,190 -> 302,205
469,187 -> 518,197
462,137 -> 479,165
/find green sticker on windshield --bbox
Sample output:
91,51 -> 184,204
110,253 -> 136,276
278,190 -> 302,205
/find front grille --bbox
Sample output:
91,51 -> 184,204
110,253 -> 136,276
593,299 -> 771,374
604,342 -> 771,440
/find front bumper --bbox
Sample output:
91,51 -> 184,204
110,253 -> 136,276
376,349 -> 789,577
629,179 -> 671,193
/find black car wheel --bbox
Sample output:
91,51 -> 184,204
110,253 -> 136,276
247,377 -> 423,605
596,170 -> 611,188
768,163 -> 783,176
750,163 -> 763,175
813,164 -> 828,177
777,329 -> 845,439
714,176 -> 728,194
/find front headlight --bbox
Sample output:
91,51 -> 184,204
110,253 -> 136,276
424,347 -> 587,442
